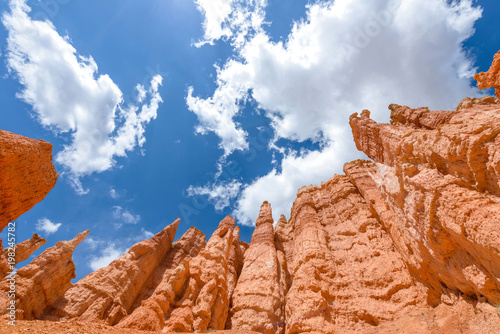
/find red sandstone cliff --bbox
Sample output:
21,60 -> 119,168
0,129 -> 58,231
3,52 -> 500,334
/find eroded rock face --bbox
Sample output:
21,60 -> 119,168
0,129 -> 58,231
228,202 -> 284,334
162,216 -> 237,333
116,227 -> 207,331
0,230 -> 88,320
0,234 -> 46,279
45,219 -> 180,325
349,99 -> 500,307
475,50 -> 500,98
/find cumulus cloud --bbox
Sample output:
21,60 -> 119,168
112,206 -> 140,226
36,218 -> 61,235
2,0 -> 163,193
88,243 -> 125,271
189,0 -> 483,225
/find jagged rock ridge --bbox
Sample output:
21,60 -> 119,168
2,51 -> 500,333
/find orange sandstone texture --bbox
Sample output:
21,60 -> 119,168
5,53 -> 500,333
227,202 -> 285,334
117,227 -> 207,331
475,50 -> 500,98
0,233 -> 46,279
45,219 -> 180,325
162,216 -> 237,333
0,129 -> 58,230
0,230 -> 88,320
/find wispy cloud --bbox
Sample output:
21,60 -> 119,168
187,179 -> 242,211
112,206 -> 140,227
109,188 -> 119,199
36,218 -> 61,235
2,0 -> 163,193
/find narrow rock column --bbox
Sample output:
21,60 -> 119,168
0,230 -> 88,320
228,202 -> 285,334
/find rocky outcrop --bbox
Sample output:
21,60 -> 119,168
0,129 -> 58,231
162,216 -> 237,333
475,50 -> 500,98
349,99 -> 500,307
45,219 -> 180,325
116,227 -> 207,331
228,202 -> 284,333
0,234 -> 46,279
0,230 -> 88,320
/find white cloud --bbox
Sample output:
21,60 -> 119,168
188,179 -> 242,211
36,218 -> 61,235
140,228 -> 154,240
112,206 -> 140,226
88,243 -> 125,271
189,0 -> 483,225
109,188 -> 119,199
2,0 -> 163,193
193,0 -> 267,47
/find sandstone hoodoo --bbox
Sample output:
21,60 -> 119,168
2,52 -> 500,333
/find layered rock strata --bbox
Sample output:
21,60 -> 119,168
0,129 -> 58,230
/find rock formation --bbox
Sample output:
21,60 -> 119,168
475,50 -> 500,98
45,219 -> 180,325
0,129 -> 58,231
162,216 -> 237,333
4,51 -> 500,334
227,202 -> 284,334
0,234 -> 46,279
0,230 -> 88,320
116,227 -> 207,331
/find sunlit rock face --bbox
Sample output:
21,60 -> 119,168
3,52 -> 500,333
0,129 -> 58,231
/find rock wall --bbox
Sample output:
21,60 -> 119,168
0,129 -> 58,230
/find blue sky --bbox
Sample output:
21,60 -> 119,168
0,0 -> 498,280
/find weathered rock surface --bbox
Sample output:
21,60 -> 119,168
0,129 -> 58,231
45,219 -> 180,325
0,230 -> 88,320
475,50 -> 500,98
116,227 -> 207,331
228,202 -> 284,334
349,99 -> 500,308
0,234 -> 46,279
162,216 -> 237,333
